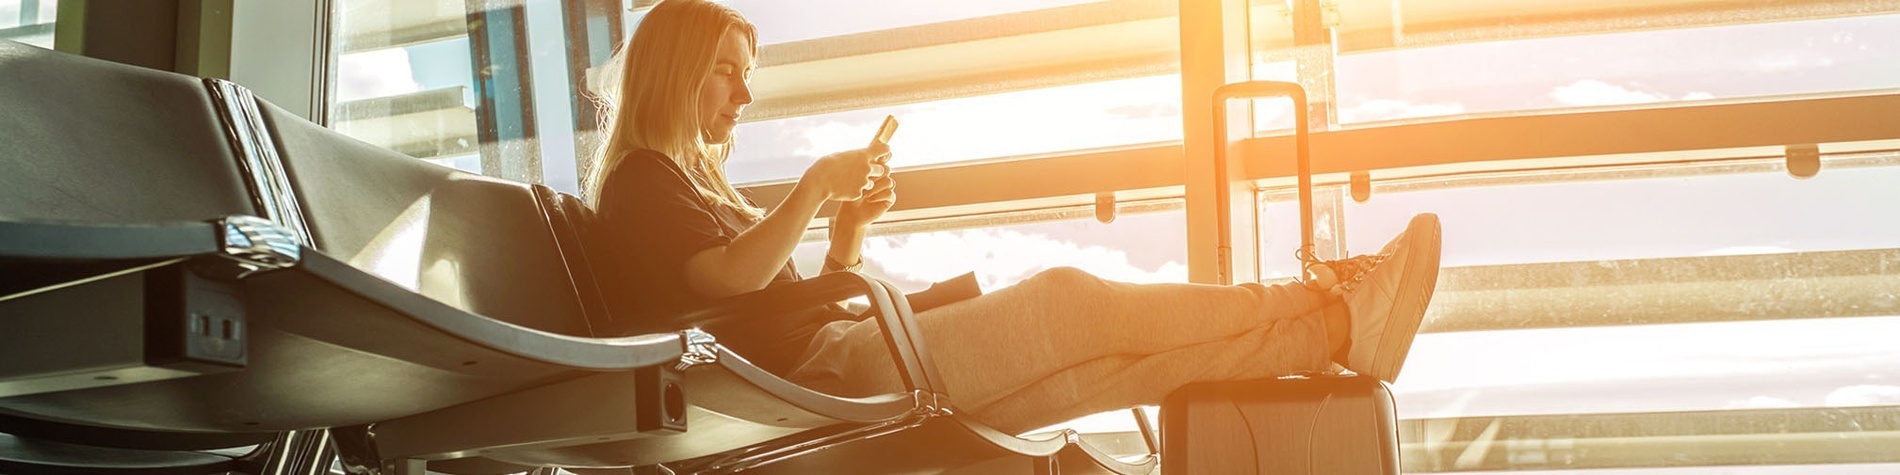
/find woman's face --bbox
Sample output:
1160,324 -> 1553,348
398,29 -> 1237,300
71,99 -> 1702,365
698,28 -> 754,144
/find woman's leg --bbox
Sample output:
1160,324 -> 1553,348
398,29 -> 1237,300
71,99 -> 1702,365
787,269 -> 1333,411
966,309 -> 1331,434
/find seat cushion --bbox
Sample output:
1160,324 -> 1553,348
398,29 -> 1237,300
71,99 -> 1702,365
0,40 -> 253,224
257,99 -> 593,337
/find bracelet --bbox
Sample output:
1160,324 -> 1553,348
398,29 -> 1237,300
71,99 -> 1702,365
824,254 -> 864,273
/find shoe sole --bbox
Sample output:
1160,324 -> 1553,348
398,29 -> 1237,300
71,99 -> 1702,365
1369,213 -> 1442,381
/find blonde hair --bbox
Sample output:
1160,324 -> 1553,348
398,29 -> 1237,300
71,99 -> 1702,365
583,0 -> 760,219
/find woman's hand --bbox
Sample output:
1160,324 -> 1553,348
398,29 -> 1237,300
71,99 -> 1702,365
801,143 -> 891,202
835,174 -> 895,231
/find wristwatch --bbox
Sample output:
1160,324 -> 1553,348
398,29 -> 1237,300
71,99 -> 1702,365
824,254 -> 864,273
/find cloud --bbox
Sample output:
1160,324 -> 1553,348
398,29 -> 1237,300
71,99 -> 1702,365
1826,385 -> 1900,407
1753,53 -> 1835,73
753,75 -> 1185,171
1698,245 -> 1796,257
1339,99 -> 1467,123
791,119 -> 867,160
1549,80 -> 1722,107
1549,79 -> 1669,106
1723,395 -> 1801,410
864,228 -> 1186,291
336,49 -> 421,102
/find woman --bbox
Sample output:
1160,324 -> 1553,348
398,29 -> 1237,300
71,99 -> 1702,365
586,0 -> 1441,434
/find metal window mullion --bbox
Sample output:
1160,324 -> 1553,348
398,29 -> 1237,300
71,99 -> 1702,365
466,0 -> 543,184
1230,92 -> 1900,183
560,0 -> 621,174
1286,0 -> 1343,260
1181,0 -> 1256,285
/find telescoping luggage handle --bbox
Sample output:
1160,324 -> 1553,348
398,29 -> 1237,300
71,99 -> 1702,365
1212,81 -> 1313,286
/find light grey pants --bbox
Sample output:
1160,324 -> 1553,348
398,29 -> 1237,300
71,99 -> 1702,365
787,267 -> 1337,434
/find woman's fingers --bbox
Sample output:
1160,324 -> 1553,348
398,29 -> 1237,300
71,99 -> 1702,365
868,188 -> 896,204
865,178 -> 896,204
810,146 -> 895,202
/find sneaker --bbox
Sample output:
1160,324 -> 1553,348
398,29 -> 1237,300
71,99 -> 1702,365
1339,213 -> 1442,382
1301,251 -> 1387,297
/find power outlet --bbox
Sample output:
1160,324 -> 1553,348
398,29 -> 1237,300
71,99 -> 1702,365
146,266 -> 248,370
635,365 -> 687,434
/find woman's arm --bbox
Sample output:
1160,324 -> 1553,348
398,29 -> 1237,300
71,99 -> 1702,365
681,183 -> 825,297
826,224 -> 866,272
682,146 -> 888,297
824,173 -> 895,273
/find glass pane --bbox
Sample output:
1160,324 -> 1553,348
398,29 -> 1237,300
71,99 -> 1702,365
1333,14 -> 1900,125
1256,154 -> 1900,436
1342,156 -> 1900,267
1256,152 -> 1900,470
0,0 -> 58,49
331,0 -> 579,187
1401,317 -> 1900,418
791,204 -> 1187,293
728,74 -> 1182,184
720,0 -> 1108,45
1410,465 -> 1900,475
1246,59 -> 1299,135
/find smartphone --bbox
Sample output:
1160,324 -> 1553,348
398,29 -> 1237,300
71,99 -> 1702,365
870,115 -> 898,147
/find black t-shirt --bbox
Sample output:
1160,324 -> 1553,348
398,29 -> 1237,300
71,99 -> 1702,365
590,149 -> 852,375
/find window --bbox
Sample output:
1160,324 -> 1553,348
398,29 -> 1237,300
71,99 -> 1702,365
1332,13 -> 1900,126
1235,2 -> 1900,471
319,0 -> 1900,470
330,0 -> 585,191
729,74 -> 1182,184
1249,1 -> 1900,133
0,0 -> 58,49
712,0 -> 1107,46
328,0 -> 1181,198
791,202 -> 1187,292
1257,152 -> 1900,471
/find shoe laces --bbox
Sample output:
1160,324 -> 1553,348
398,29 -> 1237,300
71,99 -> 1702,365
1297,248 -> 1388,295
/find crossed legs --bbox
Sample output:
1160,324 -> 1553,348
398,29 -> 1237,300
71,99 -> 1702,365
787,267 -> 1341,434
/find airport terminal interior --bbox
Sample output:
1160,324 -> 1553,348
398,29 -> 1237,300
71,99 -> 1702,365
1,0 -> 1898,474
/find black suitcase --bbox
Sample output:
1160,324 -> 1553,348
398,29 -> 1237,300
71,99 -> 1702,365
1159,81 -> 1402,474
1160,374 -> 1401,474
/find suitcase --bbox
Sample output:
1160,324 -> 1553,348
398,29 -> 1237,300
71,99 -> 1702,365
1160,81 -> 1401,474
1160,374 -> 1400,474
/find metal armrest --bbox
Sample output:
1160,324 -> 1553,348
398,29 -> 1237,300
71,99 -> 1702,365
664,272 -> 942,395
0,219 -> 216,261
291,252 -> 688,371
1,219 -> 224,302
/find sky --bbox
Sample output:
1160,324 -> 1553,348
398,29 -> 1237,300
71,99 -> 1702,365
320,2 -> 1900,431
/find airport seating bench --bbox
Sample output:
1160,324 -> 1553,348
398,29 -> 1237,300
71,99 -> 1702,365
0,39 -> 1157,475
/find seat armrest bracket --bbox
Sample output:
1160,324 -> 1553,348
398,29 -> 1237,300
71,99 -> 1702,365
209,215 -> 301,279
674,328 -> 718,371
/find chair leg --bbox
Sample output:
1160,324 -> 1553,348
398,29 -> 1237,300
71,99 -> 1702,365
631,464 -> 680,475
258,430 -> 338,475
388,458 -> 428,475
331,425 -> 381,475
1033,455 -> 1059,475
1131,406 -> 1160,455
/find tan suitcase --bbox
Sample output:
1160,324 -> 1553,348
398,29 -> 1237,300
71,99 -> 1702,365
1160,374 -> 1401,474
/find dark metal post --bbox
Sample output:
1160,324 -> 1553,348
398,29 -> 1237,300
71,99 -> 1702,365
559,0 -> 624,175
260,430 -> 337,475
466,0 -> 542,183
